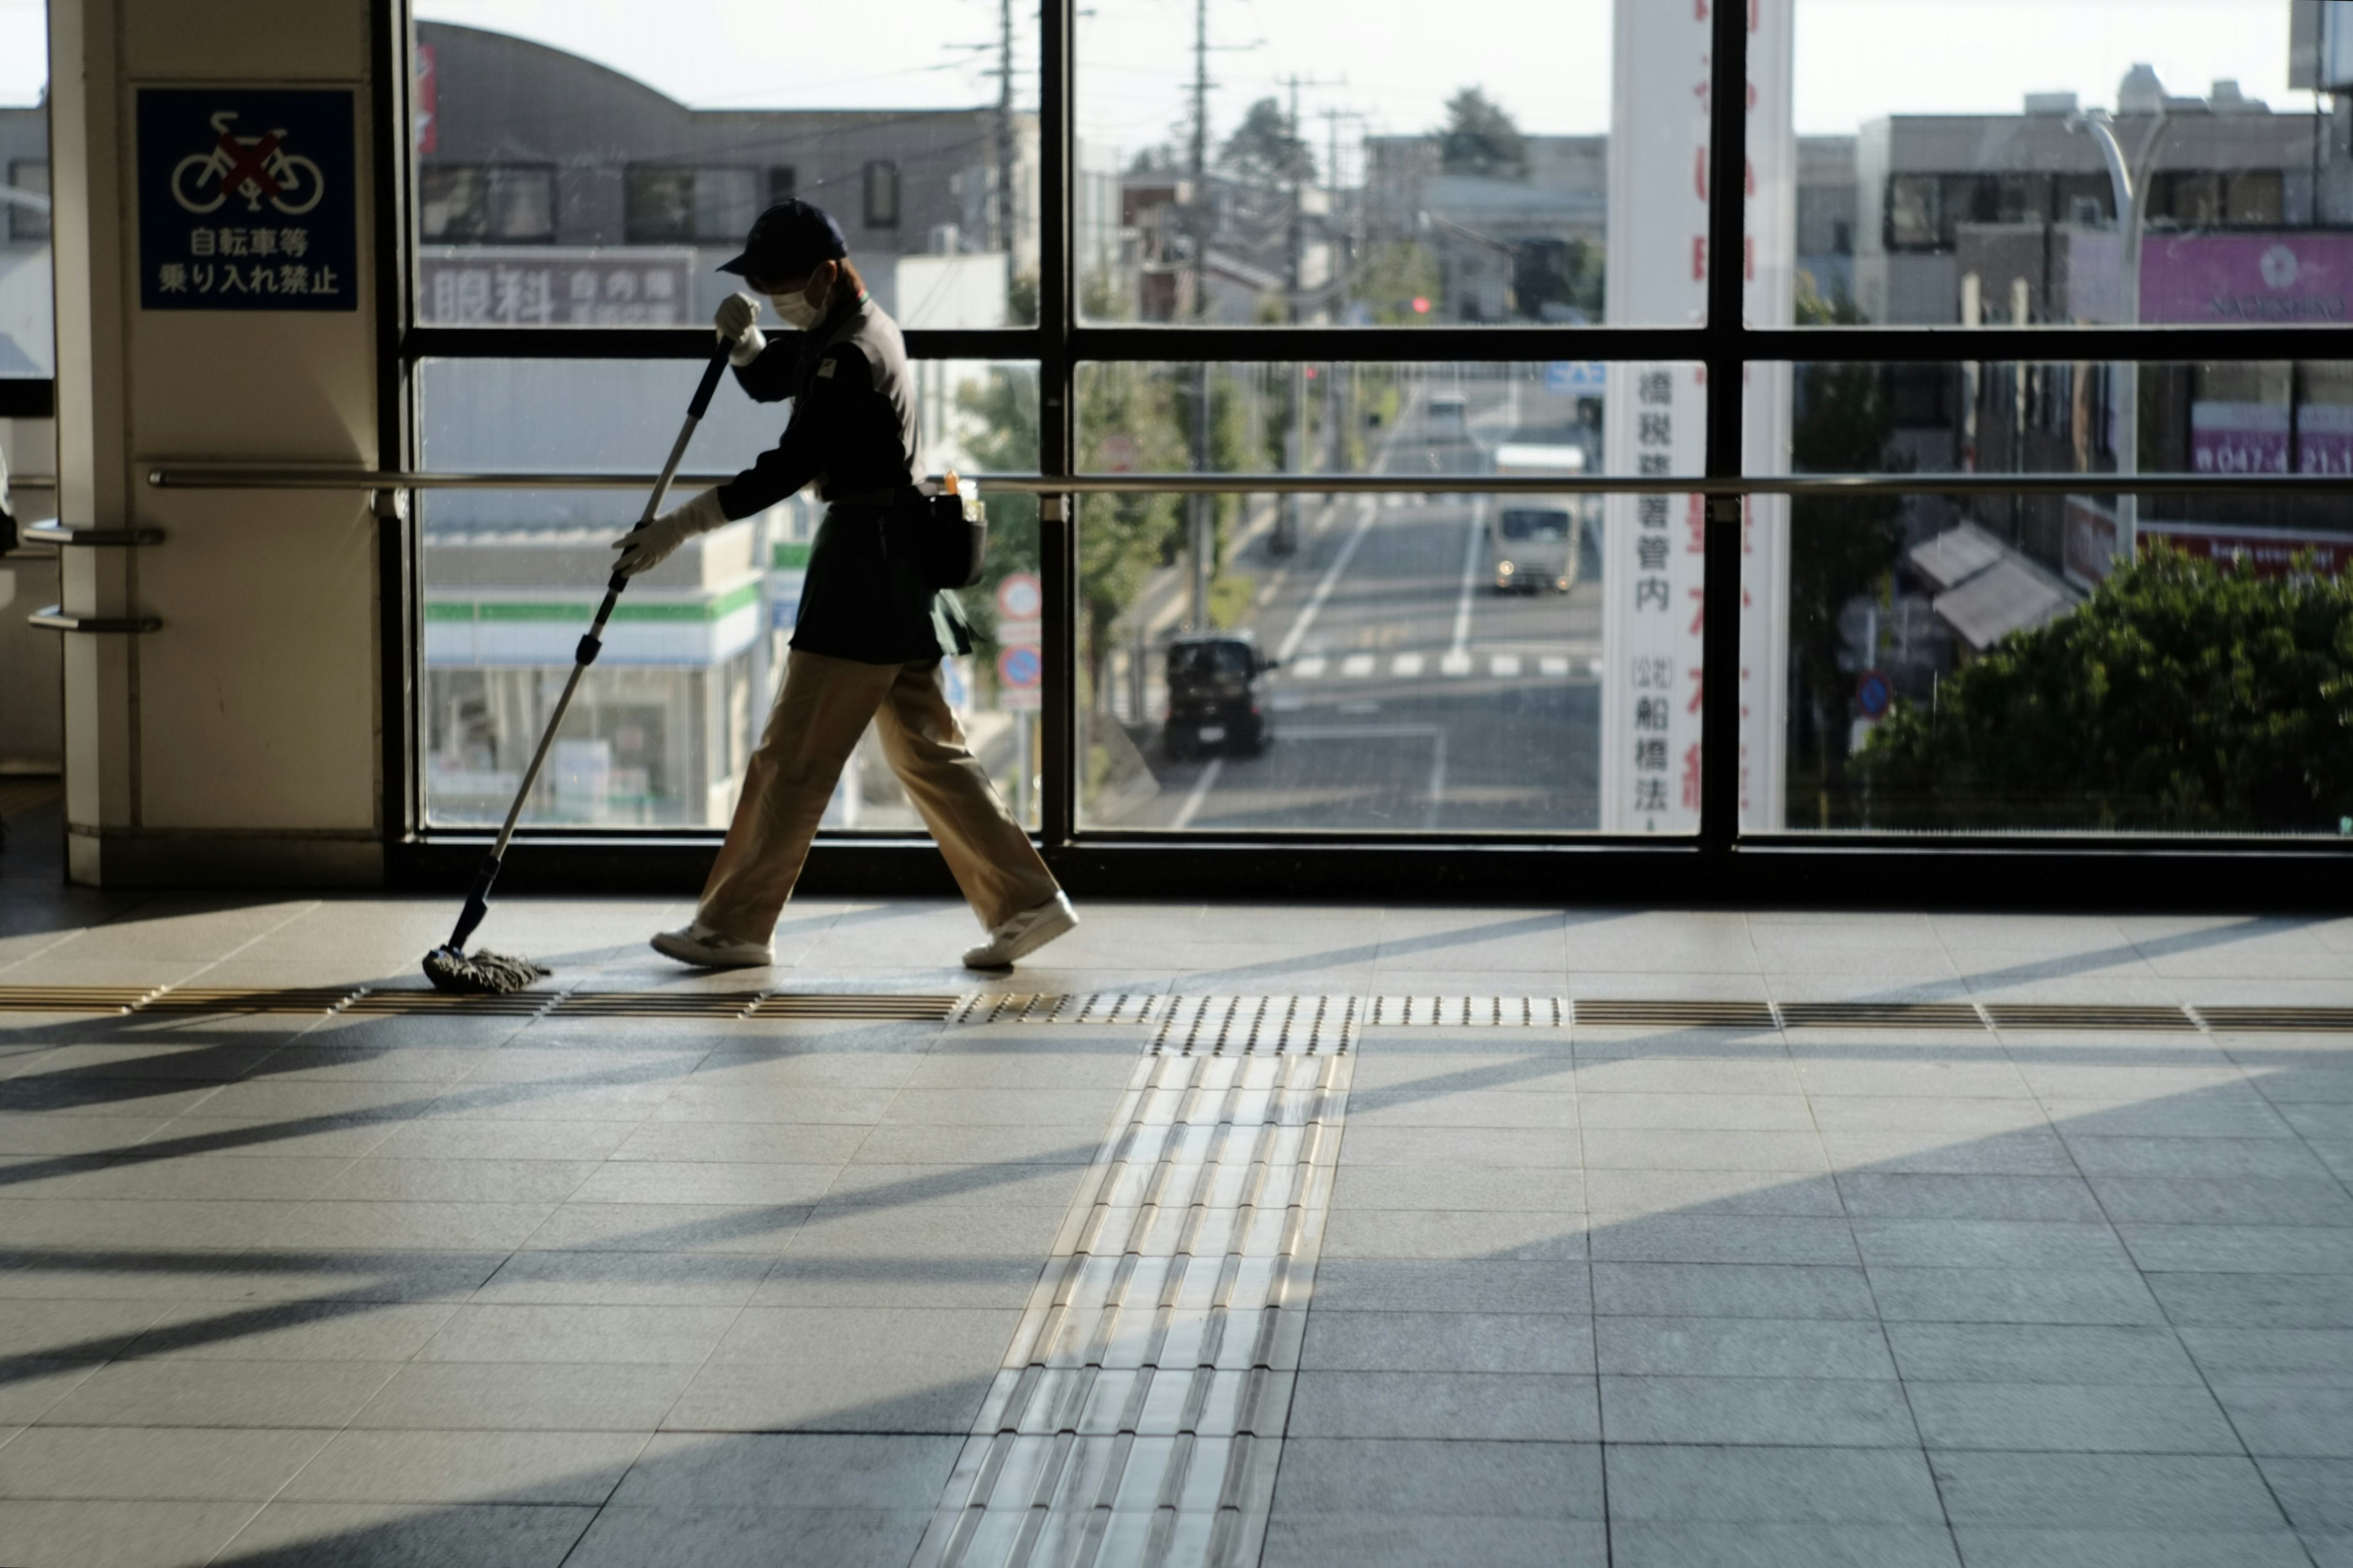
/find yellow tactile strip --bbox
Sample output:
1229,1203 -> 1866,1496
915,997 -> 1353,1568
4,985 -> 2352,1033
0,983 -> 955,1023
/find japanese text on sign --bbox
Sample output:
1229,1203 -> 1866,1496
418,248 -> 696,326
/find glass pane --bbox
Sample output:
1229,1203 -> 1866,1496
417,357 -> 1039,830
1768,357 -> 2353,482
1795,0 -> 2340,326
413,9 -> 1040,326
1077,1 -> 1763,328
1064,363 -> 1708,833
1754,356 -> 2353,831
1,3 -> 50,379
1767,493 -> 2353,837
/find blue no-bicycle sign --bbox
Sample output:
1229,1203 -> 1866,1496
137,88 -> 357,312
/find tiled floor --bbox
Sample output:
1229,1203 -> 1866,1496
0,857 -> 2349,1565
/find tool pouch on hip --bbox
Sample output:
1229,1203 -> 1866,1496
883,483 -> 988,591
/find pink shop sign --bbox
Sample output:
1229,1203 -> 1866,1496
2140,233 -> 2353,326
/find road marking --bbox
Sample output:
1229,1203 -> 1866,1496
1273,497 -> 1376,665
1540,655 -> 1571,678
1392,653 -> 1425,678
1169,756 -> 1223,830
1340,653 -> 1376,678
1449,494 -> 1487,662
1440,651 -> 1474,677
1279,724 -> 1449,827
1292,654 -> 1328,680
1490,654 -> 1523,678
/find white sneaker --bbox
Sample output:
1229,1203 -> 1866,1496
650,921 -> 774,969
963,893 -> 1080,970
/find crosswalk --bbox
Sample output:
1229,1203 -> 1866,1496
1286,650 -> 1601,682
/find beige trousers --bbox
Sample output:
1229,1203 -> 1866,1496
697,649 -> 1060,942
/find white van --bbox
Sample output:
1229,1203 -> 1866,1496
1488,442 -> 1591,593
1425,392 -> 1469,438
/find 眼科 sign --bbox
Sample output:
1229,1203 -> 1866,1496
138,88 -> 358,312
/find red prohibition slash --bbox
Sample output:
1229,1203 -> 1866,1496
214,127 -> 286,205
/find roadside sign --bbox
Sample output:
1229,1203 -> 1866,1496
996,572 -> 1042,622
1545,361 -> 1607,396
998,643 -> 1043,712
138,88 -> 357,312
1855,670 -> 1893,720
996,619 -> 1042,646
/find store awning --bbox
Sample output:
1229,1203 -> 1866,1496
1906,522 -> 2007,593
1933,557 -> 2077,652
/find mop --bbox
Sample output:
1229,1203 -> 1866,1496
423,345 -> 734,994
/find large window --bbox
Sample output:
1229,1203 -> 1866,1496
1,4 -> 50,386
393,0 -> 2353,869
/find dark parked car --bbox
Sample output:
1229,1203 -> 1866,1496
1165,633 -> 1275,759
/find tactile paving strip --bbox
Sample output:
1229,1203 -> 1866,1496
1572,998 -> 1781,1030
0,985 -> 161,1013
1,987 -> 2332,1035
952,993 -> 1166,1028
1776,1001 -> 1988,1029
915,998 -> 1356,1568
2190,1006 -> 2353,1032
1368,994 -> 1569,1028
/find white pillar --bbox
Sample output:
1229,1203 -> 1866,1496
48,0 -> 388,885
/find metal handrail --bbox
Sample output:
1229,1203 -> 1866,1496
147,464 -> 2353,498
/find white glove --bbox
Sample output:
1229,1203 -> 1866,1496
714,292 -> 767,367
613,488 -> 729,578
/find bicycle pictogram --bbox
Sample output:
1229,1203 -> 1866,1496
170,111 -> 325,217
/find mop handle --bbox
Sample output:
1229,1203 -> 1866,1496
488,346 -> 733,862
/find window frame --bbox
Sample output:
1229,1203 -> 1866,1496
371,0 -> 2353,903
417,161 -> 559,244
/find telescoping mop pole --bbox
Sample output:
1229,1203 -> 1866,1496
423,343 -> 735,993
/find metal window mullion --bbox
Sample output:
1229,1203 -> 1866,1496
377,0 -> 420,857
1039,0 -> 1077,849
1699,0 -> 1749,860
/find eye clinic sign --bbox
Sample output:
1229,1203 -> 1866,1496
138,88 -> 358,312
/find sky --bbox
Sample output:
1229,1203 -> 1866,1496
0,0 -> 2322,161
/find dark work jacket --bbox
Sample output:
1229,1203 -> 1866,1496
714,295 -> 972,665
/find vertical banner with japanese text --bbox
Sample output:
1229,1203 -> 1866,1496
1601,0 -> 1791,833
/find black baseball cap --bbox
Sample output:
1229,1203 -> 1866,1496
716,200 -> 849,280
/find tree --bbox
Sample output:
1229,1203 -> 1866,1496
1788,283 -> 1908,822
1354,240 -> 1441,324
1512,237 -> 1602,321
954,362 -> 1186,718
1854,548 -> 2353,832
1219,97 -> 1313,188
1434,86 -> 1526,180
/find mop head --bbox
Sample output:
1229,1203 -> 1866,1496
422,945 -> 550,995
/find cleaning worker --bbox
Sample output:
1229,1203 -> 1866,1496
612,199 -> 1078,972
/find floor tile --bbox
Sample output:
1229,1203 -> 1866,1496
1288,1371 -> 1599,1441
562,1504 -> 933,1568
211,1500 -> 596,1566
275,1429 -> 649,1504
1928,1451 -> 2287,1529
0,1425 -> 331,1499
1603,1444 -> 1947,1522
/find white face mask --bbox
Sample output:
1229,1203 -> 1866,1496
770,279 -> 825,330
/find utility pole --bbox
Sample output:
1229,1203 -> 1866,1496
1317,106 -> 1365,473
1268,74 -> 1339,556
1187,0 -> 1212,627
995,0 -> 1015,259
